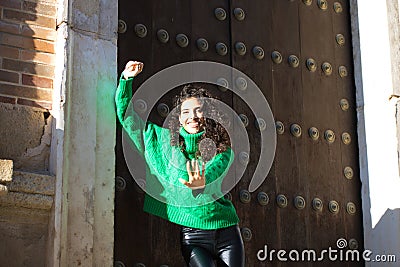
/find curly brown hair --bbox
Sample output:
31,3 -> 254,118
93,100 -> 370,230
167,84 -> 231,161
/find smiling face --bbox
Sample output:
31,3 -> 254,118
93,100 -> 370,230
179,97 -> 204,134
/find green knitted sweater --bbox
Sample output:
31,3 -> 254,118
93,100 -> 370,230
115,76 -> 239,230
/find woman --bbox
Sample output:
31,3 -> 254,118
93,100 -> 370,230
115,61 -> 245,267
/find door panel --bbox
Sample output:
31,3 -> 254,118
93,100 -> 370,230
229,2 -> 275,266
115,1 -> 363,266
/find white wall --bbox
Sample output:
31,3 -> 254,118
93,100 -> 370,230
350,0 -> 400,265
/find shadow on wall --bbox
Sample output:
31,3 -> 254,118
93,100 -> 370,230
0,0 -> 55,172
366,209 -> 400,266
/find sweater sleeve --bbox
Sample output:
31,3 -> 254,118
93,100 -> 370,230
204,147 -> 234,185
115,75 -> 148,155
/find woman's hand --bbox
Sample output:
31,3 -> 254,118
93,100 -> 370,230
179,159 -> 206,190
123,61 -> 144,79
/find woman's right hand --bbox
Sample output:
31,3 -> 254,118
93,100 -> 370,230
123,61 -> 144,79
179,159 -> 206,190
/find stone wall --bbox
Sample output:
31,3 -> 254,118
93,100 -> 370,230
0,0 -> 57,265
0,0 -> 56,171
0,103 -> 51,171
0,160 -> 55,266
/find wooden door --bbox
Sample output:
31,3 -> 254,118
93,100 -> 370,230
115,1 -> 363,266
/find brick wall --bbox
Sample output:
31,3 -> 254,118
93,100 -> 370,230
0,0 -> 57,110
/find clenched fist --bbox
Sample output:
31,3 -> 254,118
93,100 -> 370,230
123,61 -> 144,79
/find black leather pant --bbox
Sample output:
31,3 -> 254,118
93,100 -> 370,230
180,225 -> 245,267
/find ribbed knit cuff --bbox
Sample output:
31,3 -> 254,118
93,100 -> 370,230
143,193 -> 239,230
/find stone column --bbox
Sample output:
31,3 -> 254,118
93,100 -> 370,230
52,0 -> 117,265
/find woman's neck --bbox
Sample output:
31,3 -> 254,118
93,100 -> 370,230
179,127 -> 204,156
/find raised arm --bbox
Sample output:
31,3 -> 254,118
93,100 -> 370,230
115,61 -> 143,122
115,61 -> 147,155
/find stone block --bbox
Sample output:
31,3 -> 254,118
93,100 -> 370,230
0,159 -> 13,184
0,221 -> 47,266
9,171 -> 55,195
0,184 -> 7,196
0,191 -> 53,210
0,103 -> 51,171
71,0 -> 100,34
0,206 -> 49,224
0,103 -> 44,160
